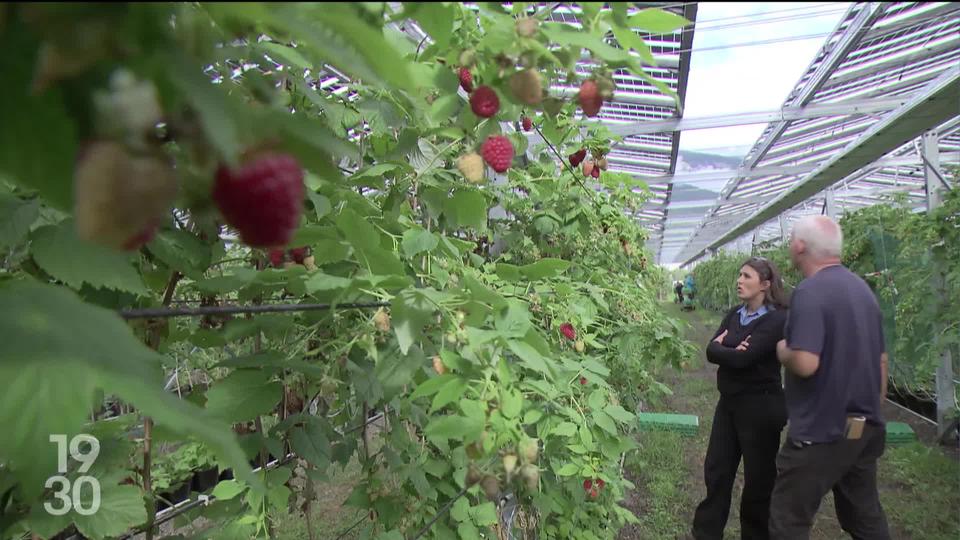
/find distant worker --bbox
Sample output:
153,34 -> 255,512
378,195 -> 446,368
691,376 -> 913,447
692,257 -> 789,540
675,281 -> 684,303
770,215 -> 890,539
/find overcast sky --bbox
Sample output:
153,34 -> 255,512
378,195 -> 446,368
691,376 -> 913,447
679,2 -> 852,156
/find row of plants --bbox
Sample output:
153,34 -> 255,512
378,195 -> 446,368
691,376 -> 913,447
0,3 -> 696,539
690,174 -> 959,399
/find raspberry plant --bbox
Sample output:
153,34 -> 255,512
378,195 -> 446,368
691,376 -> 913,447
0,3 -> 695,539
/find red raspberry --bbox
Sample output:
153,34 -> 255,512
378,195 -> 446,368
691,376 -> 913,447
481,135 -> 514,173
560,322 -> 576,340
589,487 -> 599,499
579,79 -> 603,118
470,86 -> 500,118
289,246 -> 308,264
580,376 -> 588,385
213,153 -> 305,248
522,116 -> 532,131
583,479 -> 593,491
591,165 -> 600,178
596,479 -> 605,489
269,248 -> 285,268
458,67 -> 473,93
568,148 -> 587,168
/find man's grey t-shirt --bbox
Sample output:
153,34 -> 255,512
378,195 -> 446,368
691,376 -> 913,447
784,265 -> 886,443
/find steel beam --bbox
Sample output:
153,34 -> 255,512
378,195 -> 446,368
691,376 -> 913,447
607,97 -> 906,137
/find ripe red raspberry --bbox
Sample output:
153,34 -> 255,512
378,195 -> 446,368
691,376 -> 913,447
522,116 -> 532,131
213,153 -> 305,248
583,479 -> 593,491
596,478 -> 605,489
269,248 -> 285,268
591,165 -> 600,178
568,148 -> 587,168
560,322 -> 576,340
289,246 -> 308,264
580,376 -> 588,385
458,67 -> 473,93
579,79 -> 603,117
470,86 -> 500,118
589,487 -> 599,500
481,135 -> 514,173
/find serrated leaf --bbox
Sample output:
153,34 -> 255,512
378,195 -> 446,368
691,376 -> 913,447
272,4 -> 416,92
204,370 -> 283,423
30,221 -> 148,295
0,194 -> 40,248
402,228 -> 439,258
604,403 -> 636,424
552,422 -> 578,437
520,258 -> 571,280
146,229 -> 211,280
588,390 -> 605,411
212,479 -> 245,500
593,410 -> 619,436
431,377 -> 469,413
579,424 -> 594,448
500,389 -> 522,419
470,502 -> 498,526
0,26 -> 77,210
424,415 -> 483,440
289,421 -> 331,469
629,8 -> 691,34
451,497 -> 471,523
374,344 -> 424,399
392,287 -> 441,355
556,463 -> 579,476
192,269 -> 258,294
0,281 -> 256,500
508,340 -> 555,379
444,189 -> 488,231
410,2 -> 456,49
303,272 -> 353,293
169,54 -> 239,166
410,374 -> 458,401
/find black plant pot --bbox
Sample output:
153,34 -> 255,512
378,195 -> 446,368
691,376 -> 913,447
219,467 -> 235,481
171,481 -> 191,504
155,490 -> 173,512
192,466 -> 219,492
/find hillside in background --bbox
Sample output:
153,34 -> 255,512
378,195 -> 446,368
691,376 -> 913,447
676,150 -> 744,172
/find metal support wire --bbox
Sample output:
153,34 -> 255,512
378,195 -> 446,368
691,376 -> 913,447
406,483 -> 474,540
921,153 -> 954,191
119,300 -> 390,320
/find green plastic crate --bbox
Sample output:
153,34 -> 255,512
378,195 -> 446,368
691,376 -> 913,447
638,412 -> 699,437
885,421 -> 917,444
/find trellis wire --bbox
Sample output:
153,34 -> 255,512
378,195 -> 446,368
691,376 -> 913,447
119,300 -> 390,319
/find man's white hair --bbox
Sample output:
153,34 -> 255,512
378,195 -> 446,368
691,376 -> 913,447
791,215 -> 843,259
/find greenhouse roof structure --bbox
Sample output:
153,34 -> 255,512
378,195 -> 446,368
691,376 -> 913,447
656,1 -> 960,266
515,2 -> 959,267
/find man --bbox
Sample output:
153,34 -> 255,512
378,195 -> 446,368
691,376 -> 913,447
675,280 -> 685,303
770,215 -> 890,539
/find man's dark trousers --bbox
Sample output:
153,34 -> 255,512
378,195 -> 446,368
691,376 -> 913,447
769,423 -> 891,539
692,392 -> 786,539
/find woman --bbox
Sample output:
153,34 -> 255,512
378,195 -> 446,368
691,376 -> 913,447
691,257 -> 789,540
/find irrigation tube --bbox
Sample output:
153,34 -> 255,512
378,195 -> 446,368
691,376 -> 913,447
885,397 -> 938,426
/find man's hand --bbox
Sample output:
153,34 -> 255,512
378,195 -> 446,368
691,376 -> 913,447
714,330 -> 728,344
735,335 -> 751,351
777,339 -> 790,364
778,339 -> 820,377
